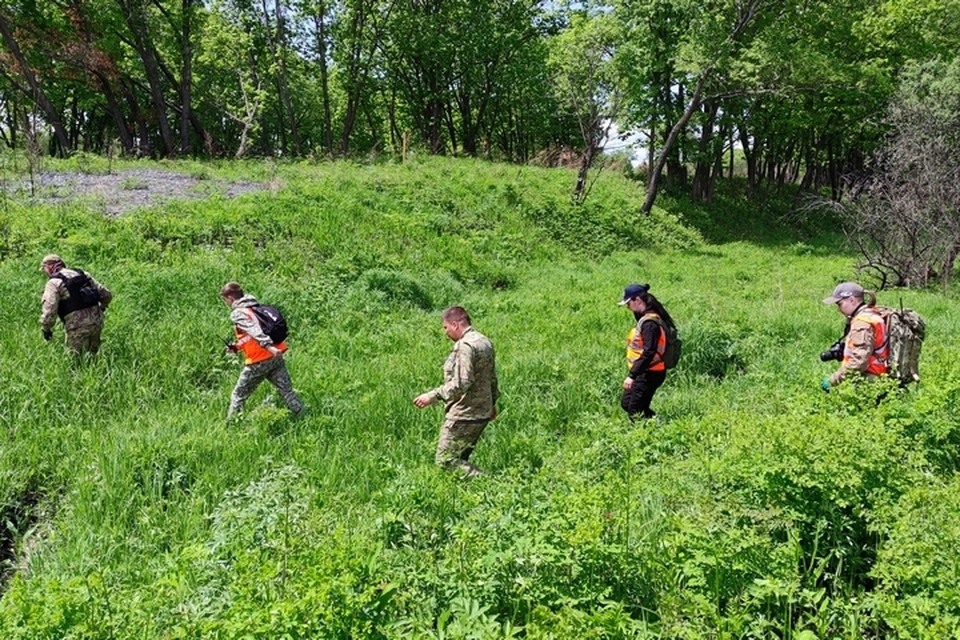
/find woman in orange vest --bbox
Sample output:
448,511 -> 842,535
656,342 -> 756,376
619,283 -> 673,421
821,281 -> 889,389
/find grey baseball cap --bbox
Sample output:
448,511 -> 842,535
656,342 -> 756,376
823,281 -> 864,304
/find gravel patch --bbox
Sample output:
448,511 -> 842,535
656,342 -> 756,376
11,168 -> 269,216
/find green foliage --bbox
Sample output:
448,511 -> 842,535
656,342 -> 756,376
0,156 -> 960,638
870,477 -> 960,637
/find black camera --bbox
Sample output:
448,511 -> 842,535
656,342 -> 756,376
819,341 -> 844,362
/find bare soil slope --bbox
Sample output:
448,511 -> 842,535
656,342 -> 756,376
13,169 -> 267,216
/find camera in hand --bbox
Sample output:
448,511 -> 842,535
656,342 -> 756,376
819,341 -> 844,362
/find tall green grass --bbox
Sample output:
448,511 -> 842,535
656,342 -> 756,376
0,155 -> 958,637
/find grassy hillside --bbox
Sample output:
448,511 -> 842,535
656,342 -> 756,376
0,156 -> 958,638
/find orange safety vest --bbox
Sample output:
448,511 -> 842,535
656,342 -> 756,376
844,307 -> 888,376
626,313 -> 667,372
235,308 -> 288,365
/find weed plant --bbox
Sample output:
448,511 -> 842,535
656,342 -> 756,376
0,156 -> 958,637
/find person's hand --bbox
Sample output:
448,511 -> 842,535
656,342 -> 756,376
225,343 -> 238,354
267,345 -> 283,358
622,377 -> 634,390
42,330 -> 53,341
413,393 -> 433,408
820,377 -> 831,393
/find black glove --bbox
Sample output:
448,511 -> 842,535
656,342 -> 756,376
42,330 -> 53,341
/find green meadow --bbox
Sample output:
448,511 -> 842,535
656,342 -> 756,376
0,156 -> 959,638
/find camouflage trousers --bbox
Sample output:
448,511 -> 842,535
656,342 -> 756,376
435,418 -> 489,477
64,306 -> 104,355
227,356 -> 304,420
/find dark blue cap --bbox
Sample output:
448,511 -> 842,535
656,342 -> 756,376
618,283 -> 648,305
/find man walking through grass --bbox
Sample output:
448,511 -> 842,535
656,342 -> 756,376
40,254 -> 112,355
221,282 -> 304,421
821,281 -> 889,390
414,306 -> 499,477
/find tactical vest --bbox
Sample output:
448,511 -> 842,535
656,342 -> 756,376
52,269 -> 101,320
626,312 -> 667,372
845,307 -> 889,376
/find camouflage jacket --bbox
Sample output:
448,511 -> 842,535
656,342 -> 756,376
426,327 -> 499,421
40,267 -> 112,332
830,305 -> 887,384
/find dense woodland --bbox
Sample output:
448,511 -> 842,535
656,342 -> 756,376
1,0 -> 958,205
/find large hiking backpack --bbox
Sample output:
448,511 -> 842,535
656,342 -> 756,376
52,269 -> 101,320
644,316 -> 682,370
252,304 -> 289,344
878,306 -> 925,383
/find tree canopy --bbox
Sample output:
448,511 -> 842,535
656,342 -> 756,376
0,0 -> 955,218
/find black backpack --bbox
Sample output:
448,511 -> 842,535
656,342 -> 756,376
53,269 -> 102,320
252,304 -> 288,344
643,315 -> 682,370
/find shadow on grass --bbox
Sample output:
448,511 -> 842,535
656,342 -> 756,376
654,178 -> 846,251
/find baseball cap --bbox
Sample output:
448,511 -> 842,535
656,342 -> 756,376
618,283 -> 648,305
40,254 -> 63,271
823,281 -> 864,304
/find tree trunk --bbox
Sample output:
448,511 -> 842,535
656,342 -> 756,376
260,0 -> 300,156
738,122 -> 757,193
458,89 -> 475,155
180,0 -> 193,155
574,146 -> 596,203
642,71 -> 709,214
119,0 -> 175,157
427,95 -> 443,153
691,100 -> 718,201
0,93 -> 14,148
341,94 -> 360,156
122,79 -> 151,156
275,0 -> 300,155
312,8 -> 333,155
95,73 -> 135,154
155,46 -> 211,150
0,12 -> 71,155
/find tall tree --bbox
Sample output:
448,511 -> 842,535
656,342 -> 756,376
0,4 -> 72,155
635,0 -> 767,213
331,0 -> 389,155
57,0 -> 137,155
382,0 -> 547,156
258,0 -> 301,154
549,10 -> 622,203
116,0 -> 177,156
297,0 -> 334,154
180,0 -> 195,154
195,1 -> 267,157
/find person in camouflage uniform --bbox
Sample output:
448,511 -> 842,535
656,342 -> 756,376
221,282 -> 304,421
39,254 -> 112,355
414,306 -> 499,477
822,281 -> 889,389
